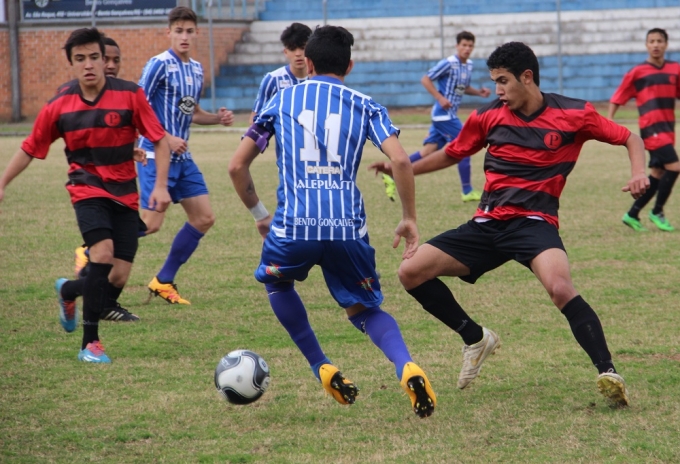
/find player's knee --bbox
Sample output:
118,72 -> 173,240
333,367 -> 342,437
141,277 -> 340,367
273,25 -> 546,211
193,212 -> 215,233
145,223 -> 161,235
398,260 -> 427,290
546,279 -> 577,307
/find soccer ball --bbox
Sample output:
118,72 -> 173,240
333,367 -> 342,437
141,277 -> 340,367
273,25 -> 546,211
214,350 -> 271,405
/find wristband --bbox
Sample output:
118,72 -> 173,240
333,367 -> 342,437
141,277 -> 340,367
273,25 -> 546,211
249,201 -> 269,221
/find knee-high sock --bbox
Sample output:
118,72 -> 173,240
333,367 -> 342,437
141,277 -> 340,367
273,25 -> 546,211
561,295 -> 615,374
348,307 -> 412,379
407,278 -> 483,345
61,278 -> 84,300
157,222 -> 204,283
652,170 -> 679,215
628,175 -> 659,218
265,282 -> 330,379
81,262 -> 113,349
457,156 -> 472,194
106,283 -> 123,308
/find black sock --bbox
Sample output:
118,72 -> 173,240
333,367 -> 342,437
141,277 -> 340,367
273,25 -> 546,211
61,279 -> 84,301
652,170 -> 679,215
106,283 -> 124,308
81,262 -> 113,349
561,295 -> 615,374
628,175 -> 659,219
407,278 -> 483,345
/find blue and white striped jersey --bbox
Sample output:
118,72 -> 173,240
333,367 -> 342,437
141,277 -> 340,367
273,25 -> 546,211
252,65 -> 308,115
255,75 -> 399,241
427,54 -> 473,122
137,49 -> 204,160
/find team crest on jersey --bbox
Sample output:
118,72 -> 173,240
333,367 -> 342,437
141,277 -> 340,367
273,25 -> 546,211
280,78 -> 292,89
544,131 -> 562,150
104,111 -> 121,127
357,277 -> 375,291
167,64 -> 179,73
266,263 -> 283,278
178,96 -> 197,115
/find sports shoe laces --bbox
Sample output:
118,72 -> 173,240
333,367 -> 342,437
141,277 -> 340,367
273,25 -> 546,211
88,341 -> 106,356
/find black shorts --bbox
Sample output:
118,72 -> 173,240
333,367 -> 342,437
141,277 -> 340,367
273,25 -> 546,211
427,217 -> 566,284
649,144 -> 679,169
73,198 -> 143,263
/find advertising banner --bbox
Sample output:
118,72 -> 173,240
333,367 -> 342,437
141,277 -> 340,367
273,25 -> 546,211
22,0 -> 176,21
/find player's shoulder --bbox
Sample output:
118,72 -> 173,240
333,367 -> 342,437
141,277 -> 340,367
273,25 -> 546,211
475,98 -> 504,116
543,93 -> 588,111
267,65 -> 290,78
49,79 -> 79,103
106,76 -> 141,93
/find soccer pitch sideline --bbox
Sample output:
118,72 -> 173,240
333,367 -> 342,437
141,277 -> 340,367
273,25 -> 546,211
1,128 -> 679,463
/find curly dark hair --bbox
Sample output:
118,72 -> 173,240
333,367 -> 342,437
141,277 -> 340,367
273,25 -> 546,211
281,22 -> 312,50
486,42 -> 540,86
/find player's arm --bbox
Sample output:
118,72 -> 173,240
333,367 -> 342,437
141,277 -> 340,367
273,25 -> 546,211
380,135 -> 419,259
608,70 -> 636,120
621,133 -> 649,198
0,149 -> 34,204
192,104 -> 235,126
606,103 -> 620,120
421,74 -> 451,110
465,85 -> 491,98
149,135 -> 171,212
228,125 -> 273,239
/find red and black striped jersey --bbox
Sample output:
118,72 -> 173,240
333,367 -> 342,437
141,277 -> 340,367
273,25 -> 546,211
610,60 -> 680,151
21,77 -> 165,210
445,93 -> 631,228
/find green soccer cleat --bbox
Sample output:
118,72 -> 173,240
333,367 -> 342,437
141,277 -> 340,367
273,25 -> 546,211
648,211 -> 674,232
621,213 -> 648,232
461,189 -> 482,202
382,174 -> 396,202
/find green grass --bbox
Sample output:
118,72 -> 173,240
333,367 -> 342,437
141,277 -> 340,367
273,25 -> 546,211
1,125 -> 680,463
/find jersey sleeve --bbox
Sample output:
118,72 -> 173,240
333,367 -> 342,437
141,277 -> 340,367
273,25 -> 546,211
252,74 -> 276,114
20,103 -> 60,159
610,68 -> 637,105
580,102 -> 631,145
366,101 -> 399,149
253,93 -> 279,135
445,110 -> 486,159
132,87 -> 166,143
426,58 -> 450,81
138,57 -> 165,102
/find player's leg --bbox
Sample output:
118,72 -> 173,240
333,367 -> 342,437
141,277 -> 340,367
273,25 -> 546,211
400,222 -> 503,389
623,150 -> 661,231
529,239 -> 628,406
648,147 -> 679,231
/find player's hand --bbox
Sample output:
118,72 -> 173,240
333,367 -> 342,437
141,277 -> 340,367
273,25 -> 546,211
167,134 -> 187,155
133,147 -> 147,166
149,187 -> 171,213
437,95 -> 453,110
218,107 -> 235,127
393,218 -> 419,259
368,161 -> 393,177
622,173 -> 650,199
479,87 -> 492,98
255,215 -> 272,240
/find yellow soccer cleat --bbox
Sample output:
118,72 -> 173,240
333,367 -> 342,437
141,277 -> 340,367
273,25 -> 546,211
318,364 -> 359,405
461,189 -> 482,203
74,246 -> 89,278
400,362 -> 436,418
597,372 -> 629,408
147,277 -> 191,305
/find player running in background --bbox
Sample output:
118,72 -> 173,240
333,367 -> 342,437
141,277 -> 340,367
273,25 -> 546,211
0,28 -> 171,363
382,31 -> 490,202
609,27 -> 680,232
73,35 -> 146,322
138,6 -> 234,305
371,42 -> 648,407
229,25 -> 436,418
249,22 -> 312,124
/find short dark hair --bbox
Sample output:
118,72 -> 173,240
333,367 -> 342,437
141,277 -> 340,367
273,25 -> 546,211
168,6 -> 197,27
103,36 -> 119,49
63,27 -> 105,64
281,22 -> 312,50
305,25 -> 354,76
647,28 -> 668,42
486,42 -> 540,86
456,31 -> 475,44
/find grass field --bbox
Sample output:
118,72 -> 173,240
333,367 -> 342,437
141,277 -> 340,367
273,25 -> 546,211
1,125 -> 680,463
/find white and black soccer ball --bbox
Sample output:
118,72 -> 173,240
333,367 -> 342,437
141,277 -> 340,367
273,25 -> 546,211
214,350 -> 271,405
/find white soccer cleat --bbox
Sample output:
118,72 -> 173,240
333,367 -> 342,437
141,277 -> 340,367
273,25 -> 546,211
597,371 -> 629,407
457,327 -> 500,389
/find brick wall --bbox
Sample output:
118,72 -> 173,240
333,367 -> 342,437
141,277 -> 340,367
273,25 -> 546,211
0,22 -> 247,121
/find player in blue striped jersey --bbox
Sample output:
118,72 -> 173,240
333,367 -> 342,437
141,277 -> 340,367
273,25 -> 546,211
382,31 -> 490,202
249,22 -> 312,124
230,25 -> 436,418
137,7 -> 235,305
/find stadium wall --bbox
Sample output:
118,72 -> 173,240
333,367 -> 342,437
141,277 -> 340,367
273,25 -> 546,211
0,22 -> 247,121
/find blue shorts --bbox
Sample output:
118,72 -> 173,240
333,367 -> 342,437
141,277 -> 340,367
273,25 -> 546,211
423,118 -> 463,148
254,233 -> 384,309
137,158 -> 209,210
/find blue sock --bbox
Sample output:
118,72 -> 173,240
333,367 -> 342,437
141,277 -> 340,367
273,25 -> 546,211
138,230 -> 147,237
265,282 -> 330,380
156,222 -> 204,283
458,156 -> 473,194
349,307 -> 412,380
409,151 -> 422,163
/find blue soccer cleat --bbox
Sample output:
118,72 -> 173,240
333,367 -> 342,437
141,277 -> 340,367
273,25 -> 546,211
55,278 -> 77,333
78,341 -> 111,363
